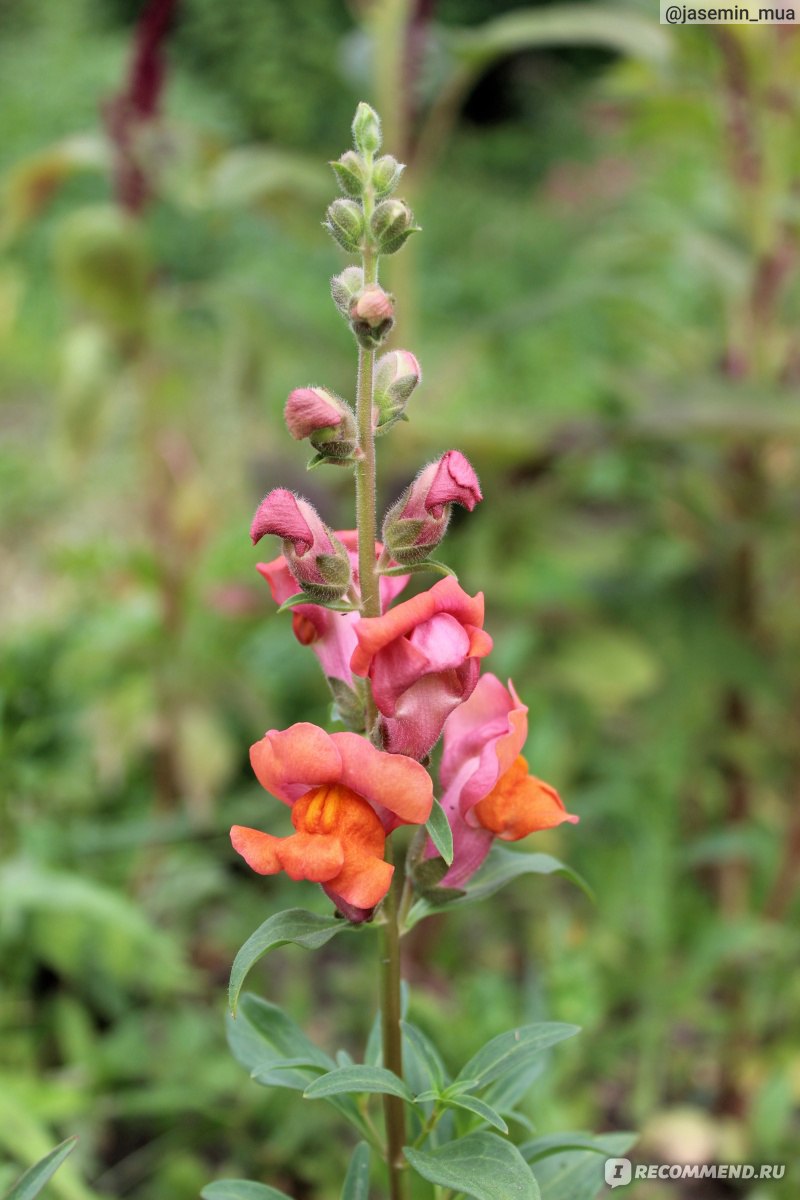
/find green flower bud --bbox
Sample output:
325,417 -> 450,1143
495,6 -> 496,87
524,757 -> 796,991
331,266 -> 364,317
374,349 -> 421,433
324,198 -> 364,254
352,102 -> 382,156
330,150 -> 368,199
370,198 -> 418,256
371,155 -> 404,198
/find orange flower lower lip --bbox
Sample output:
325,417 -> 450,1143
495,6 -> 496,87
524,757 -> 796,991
472,755 -> 578,840
231,782 -> 394,911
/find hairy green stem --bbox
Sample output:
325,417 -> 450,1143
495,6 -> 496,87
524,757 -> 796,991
353,187 -> 408,1200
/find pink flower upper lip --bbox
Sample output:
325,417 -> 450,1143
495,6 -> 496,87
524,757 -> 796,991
423,451 -> 482,518
350,576 -> 493,759
284,387 -> 345,439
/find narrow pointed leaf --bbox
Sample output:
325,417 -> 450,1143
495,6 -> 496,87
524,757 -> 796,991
380,559 -> 456,579
402,1021 -> 449,1090
404,1132 -> 540,1200
340,1142 -> 371,1200
442,1093 -> 509,1133
3,1137 -> 78,1200
229,909 -> 350,1013
406,847 -> 592,927
201,1183 -> 293,1200
276,594 -> 356,614
425,796 -> 454,865
304,1065 -> 415,1103
457,1023 -> 579,1089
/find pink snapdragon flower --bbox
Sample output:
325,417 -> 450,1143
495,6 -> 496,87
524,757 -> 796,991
258,531 -> 409,685
426,674 -> 578,887
382,451 -> 482,564
231,722 -> 432,921
350,576 -> 493,759
250,489 -> 351,601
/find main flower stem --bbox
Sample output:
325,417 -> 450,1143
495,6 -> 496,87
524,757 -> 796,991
354,208 -> 408,1200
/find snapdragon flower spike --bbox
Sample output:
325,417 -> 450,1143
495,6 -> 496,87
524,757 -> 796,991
231,722 -> 432,921
351,576 -> 493,760
424,674 -> 578,888
257,530 -> 409,685
250,489 -> 351,602
374,349 -> 421,434
382,450 -> 482,565
284,386 -> 358,462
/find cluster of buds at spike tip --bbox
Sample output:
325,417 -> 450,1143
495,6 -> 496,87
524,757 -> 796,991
284,386 -> 359,465
373,350 -> 421,434
251,489 -> 352,602
324,102 -> 417,325
381,451 -> 482,565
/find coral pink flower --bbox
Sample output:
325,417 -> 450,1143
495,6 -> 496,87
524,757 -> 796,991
382,451 -> 482,564
350,576 -> 493,759
231,722 -> 433,921
250,489 -> 351,601
257,531 -> 408,685
427,674 -> 578,887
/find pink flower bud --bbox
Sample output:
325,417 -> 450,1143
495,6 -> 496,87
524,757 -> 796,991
382,451 -> 482,565
250,489 -> 352,601
374,349 -> 421,433
351,284 -> 394,327
284,387 -> 358,461
349,284 -> 395,350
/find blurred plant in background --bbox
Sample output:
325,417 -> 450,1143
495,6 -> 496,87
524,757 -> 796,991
1,1 -> 799,1197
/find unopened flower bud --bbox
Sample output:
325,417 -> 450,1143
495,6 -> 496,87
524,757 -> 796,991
331,266 -> 364,316
250,489 -> 352,601
374,349 -> 421,434
330,150 -> 368,199
324,198 -> 364,254
352,102 -> 382,156
284,386 -> 358,461
371,155 -> 404,198
349,284 -> 395,349
370,198 -> 417,256
382,451 -> 482,564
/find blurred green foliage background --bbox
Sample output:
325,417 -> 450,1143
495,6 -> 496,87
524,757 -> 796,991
1,1 -> 799,1197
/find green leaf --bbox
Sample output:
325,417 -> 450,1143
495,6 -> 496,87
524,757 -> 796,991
404,1132 -> 540,1200
340,1143 -> 371,1200
226,996 -> 369,1136
401,1021 -> 449,1091
442,1093 -> 509,1134
425,797 -> 454,865
304,1065 -> 415,1103
406,846 -> 592,927
457,1023 -> 579,1090
451,6 -> 671,69
3,1137 -> 78,1200
520,1132 -> 637,1200
201,1183 -> 293,1200
380,559 -> 456,579
229,908 -> 350,1013
227,995 -> 333,1088
276,593 -> 356,614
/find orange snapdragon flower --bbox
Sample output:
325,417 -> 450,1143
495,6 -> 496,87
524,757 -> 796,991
231,722 -> 433,921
